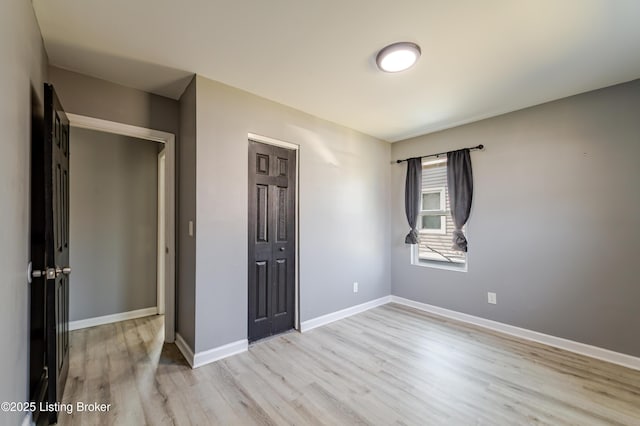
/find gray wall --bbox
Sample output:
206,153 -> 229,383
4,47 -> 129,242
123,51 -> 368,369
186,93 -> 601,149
70,128 -> 160,321
391,79 -> 640,357
0,1 -> 48,424
49,66 -> 180,136
192,76 -> 391,352
177,77 -> 197,348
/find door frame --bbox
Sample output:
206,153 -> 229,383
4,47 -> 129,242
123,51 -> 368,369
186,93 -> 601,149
248,133 -> 300,331
157,151 -> 166,315
67,113 -> 176,342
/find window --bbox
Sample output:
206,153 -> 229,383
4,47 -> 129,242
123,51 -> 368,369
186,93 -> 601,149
420,189 -> 445,234
414,158 -> 466,269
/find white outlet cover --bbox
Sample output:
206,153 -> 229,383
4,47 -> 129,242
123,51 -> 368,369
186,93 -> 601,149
353,282 -> 358,293
488,292 -> 497,304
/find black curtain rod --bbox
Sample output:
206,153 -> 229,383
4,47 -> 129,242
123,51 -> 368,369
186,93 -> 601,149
395,144 -> 484,164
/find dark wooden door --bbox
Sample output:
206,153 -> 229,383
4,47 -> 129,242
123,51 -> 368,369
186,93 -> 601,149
248,141 -> 296,342
30,83 -> 70,425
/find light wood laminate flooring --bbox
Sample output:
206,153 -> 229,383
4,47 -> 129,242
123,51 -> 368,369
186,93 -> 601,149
58,303 -> 640,425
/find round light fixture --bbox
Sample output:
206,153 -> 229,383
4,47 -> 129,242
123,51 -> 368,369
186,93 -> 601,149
376,42 -> 421,73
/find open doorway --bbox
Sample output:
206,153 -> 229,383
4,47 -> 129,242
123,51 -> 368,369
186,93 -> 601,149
66,114 -> 176,342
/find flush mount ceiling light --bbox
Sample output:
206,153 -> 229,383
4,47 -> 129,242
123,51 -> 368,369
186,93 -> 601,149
376,42 -> 421,73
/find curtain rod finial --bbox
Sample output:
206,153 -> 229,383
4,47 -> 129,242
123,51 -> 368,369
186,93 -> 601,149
478,144 -> 484,150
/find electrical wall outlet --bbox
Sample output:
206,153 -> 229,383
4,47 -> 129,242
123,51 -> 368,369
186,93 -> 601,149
487,292 -> 497,304
353,282 -> 359,293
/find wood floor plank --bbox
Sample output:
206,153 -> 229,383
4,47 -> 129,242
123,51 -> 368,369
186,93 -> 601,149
58,305 -> 640,425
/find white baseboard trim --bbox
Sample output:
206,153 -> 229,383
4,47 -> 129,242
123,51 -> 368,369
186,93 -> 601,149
21,412 -> 32,426
193,339 -> 248,368
69,307 -> 158,331
300,296 -> 393,333
175,334 -> 248,369
175,333 -> 195,367
390,296 -> 640,371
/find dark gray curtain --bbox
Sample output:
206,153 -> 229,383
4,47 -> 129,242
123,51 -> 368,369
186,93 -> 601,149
446,149 -> 473,252
404,158 -> 422,244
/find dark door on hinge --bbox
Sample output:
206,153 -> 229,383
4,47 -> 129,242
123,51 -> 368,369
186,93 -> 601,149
248,141 -> 296,342
30,83 -> 70,425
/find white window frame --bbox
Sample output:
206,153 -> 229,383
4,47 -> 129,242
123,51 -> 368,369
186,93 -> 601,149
419,187 -> 446,235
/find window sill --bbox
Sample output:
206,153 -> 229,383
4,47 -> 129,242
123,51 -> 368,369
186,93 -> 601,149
411,258 -> 467,272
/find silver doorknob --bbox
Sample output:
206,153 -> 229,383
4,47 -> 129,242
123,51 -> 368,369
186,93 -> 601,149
55,267 -> 72,276
279,247 -> 285,251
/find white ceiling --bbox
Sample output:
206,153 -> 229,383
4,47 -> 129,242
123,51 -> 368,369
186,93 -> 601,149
33,0 -> 640,142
